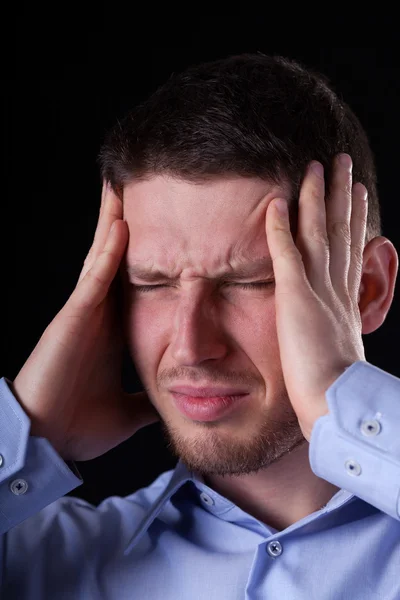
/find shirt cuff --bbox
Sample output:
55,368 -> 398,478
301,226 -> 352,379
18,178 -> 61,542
0,376 -> 83,534
309,361 -> 400,521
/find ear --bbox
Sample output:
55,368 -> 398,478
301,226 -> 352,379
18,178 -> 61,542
358,237 -> 399,334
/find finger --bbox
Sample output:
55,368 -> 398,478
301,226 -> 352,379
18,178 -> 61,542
348,182 -> 368,299
70,220 -> 129,314
89,179 -> 108,255
100,178 -> 108,214
78,183 -> 123,283
266,198 -> 309,299
326,154 -> 352,292
91,182 -> 123,259
295,161 -> 331,298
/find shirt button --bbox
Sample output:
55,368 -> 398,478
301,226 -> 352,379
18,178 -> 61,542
10,479 -> 29,495
200,491 -> 215,506
0,454 -> 3,468
360,419 -> 381,437
345,459 -> 361,476
267,540 -> 283,557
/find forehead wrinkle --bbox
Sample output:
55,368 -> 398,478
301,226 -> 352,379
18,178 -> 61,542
125,255 -> 274,282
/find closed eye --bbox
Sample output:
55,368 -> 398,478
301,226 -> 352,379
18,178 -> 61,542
131,282 -> 274,293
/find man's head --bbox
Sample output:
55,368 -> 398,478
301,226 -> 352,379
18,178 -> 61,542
97,54 -> 390,477
99,53 -> 382,246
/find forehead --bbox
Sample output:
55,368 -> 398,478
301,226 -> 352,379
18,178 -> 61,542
122,175 -> 290,276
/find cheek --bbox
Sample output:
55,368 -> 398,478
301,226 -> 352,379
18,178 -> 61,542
123,301 -> 166,373
245,305 -> 280,368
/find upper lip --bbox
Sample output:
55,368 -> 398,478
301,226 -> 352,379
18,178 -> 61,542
169,385 -> 249,397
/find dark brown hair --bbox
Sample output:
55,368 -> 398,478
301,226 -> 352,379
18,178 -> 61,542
98,52 -> 381,245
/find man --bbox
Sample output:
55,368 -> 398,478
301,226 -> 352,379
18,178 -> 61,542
0,53 -> 399,598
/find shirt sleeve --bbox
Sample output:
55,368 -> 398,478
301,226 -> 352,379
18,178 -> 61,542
309,360 -> 400,521
0,376 -> 83,535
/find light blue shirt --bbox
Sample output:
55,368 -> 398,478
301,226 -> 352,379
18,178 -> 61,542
1,360 -> 400,599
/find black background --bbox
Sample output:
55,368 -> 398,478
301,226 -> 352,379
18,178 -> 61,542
3,45 -> 400,506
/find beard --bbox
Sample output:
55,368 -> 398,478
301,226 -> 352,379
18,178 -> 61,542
158,391 -> 306,477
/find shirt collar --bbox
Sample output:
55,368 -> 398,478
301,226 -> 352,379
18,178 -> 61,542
124,459 -> 196,554
124,458 -> 356,555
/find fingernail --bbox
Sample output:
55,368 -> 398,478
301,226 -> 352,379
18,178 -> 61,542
310,161 -> 324,178
353,182 -> 368,200
339,153 -> 352,170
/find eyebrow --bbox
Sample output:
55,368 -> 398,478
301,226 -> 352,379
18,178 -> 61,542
125,257 -> 274,283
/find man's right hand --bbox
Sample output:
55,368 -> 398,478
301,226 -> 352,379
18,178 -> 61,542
10,181 -> 160,462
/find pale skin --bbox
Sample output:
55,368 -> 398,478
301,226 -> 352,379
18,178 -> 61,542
120,155 -> 398,532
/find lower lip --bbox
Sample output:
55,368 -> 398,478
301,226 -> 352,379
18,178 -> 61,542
171,392 -> 249,422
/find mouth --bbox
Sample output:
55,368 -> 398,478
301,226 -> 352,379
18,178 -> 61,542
169,385 -> 250,398
170,391 -> 249,422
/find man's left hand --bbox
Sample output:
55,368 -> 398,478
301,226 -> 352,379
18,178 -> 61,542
265,154 -> 368,442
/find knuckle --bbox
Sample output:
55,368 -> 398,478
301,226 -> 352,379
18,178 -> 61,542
310,225 -> 328,245
308,186 -> 321,203
329,221 -> 351,243
328,181 -> 352,199
88,269 -> 108,287
275,243 -> 301,264
337,182 -> 352,198
100,247 -> 117,261
351,243 -> 364,264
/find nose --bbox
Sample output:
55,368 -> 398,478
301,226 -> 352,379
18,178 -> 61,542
170,292 -> 228,366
